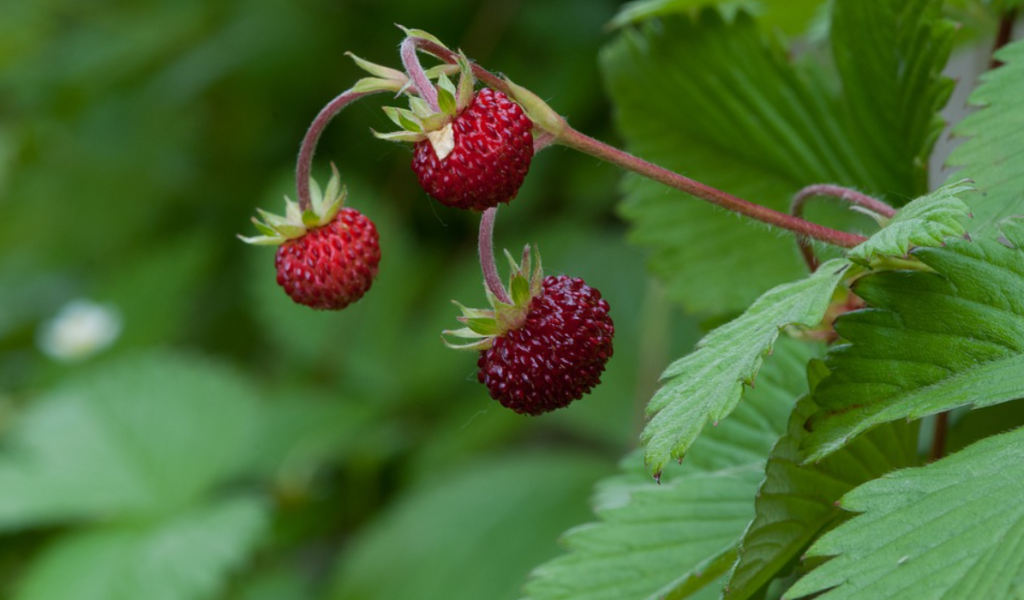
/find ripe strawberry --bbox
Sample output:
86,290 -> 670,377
372,54 -> 534,211
274,207 -> 379,309
411,88 -> 533,211
240,166 -> 380,310
446,247 -> 614,415
478,275 -> 613,414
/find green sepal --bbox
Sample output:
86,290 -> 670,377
510,275 -> 531,308
371,129 -> 427,143
235,234 -> 282,246
397,26 -> 449,50
455,54 -> 475,112
461,317 -> 501,336
383,106 -> 424,133
409,97 -> 434,119
240,166 -> 348,246
436,74 -> 458,116
424,64 -> 460,80
346,51 -> 407,83
503,75 -> 563,137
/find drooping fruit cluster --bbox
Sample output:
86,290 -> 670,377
411,88 -> 534,210
373,53 -> 534,211
446,248 -> 614,415
240,166 -> 380,310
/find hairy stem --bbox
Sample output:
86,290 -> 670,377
790,184 -> 894,270
560,129 -> 868,248
296,89 -> 382,211
401,37 -> 440,112
792,184 -> 897,219
479,208 -> 512,304
408,36 -> 868,248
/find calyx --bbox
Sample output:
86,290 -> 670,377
443,245 -> 544,351
239,165 -> 346,246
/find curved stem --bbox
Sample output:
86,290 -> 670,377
401,37 -> 440,112
792,184 -> 897,219
296,88 -> 384,211
407,36 -> 868,249
560,129 -> 868,248
479,207 -> 511,304
790,184 -> 894,271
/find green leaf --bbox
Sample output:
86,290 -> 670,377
786,425 -> 1024,599
830,0 -> 955,196
642,258 -> 849,476
723,395 -> 919,600
525,337 -> 811,600
946,38 -> 1024,232
608,0 -> 827,36
803,219 -> 1024,461
15,496 -> 267,600
601,2 -> 953,313
846,180 -> 973,264
0,352 -> 259,527
329,453 -> 610,600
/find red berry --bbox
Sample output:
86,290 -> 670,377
274,207 -> 381,310
477,275 -> 614,415
412,88 -> 534,211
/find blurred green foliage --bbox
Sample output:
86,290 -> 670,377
0,0 -> 704,599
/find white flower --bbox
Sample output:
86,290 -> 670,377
37,299 -> 122,362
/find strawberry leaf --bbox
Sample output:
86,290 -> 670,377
846,180 -> 973,264
602,1 -> 953,314
803,218 -> 1024,461
14,496 -> 266,600
723,394 -> 919,600
786,425 -> 1024,600
0,352 -> 259,526
641,259 -> 849,477
946,38 -> 1024,232
525,337 -> 811,600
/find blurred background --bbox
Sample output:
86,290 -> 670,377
0,1 -> 702,599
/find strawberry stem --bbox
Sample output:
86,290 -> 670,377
406,36 -> 869,250
558,128 -> 869,249
792,184 -> 897,219
400,37 -> 441,113
479,207 -> 512,304
790,184 -> 895,271
296,88 -> 383,211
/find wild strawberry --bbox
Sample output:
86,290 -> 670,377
445,247 -> 614,415
240,166 -> 380,310
411,88 -> 533,210
372,55 -> 534,211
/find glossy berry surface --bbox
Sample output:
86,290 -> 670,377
478,275 -> 614,415
275,207 -> 380,310
412,88 -> 534,211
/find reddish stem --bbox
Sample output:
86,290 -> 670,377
792,184 -> 897,219
406,36 -> 868,249
930,411 -> 950,461
479,207 -> 511,304
560,129 -> 868,249
790,184 -> 895,271
400,37 -> 440,112
990,9 -> 1018,70
296,89 -> 382,211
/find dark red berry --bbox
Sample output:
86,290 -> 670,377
477,275 -> 614,415
275,207 -> 381,310
412,88 -> 534,211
